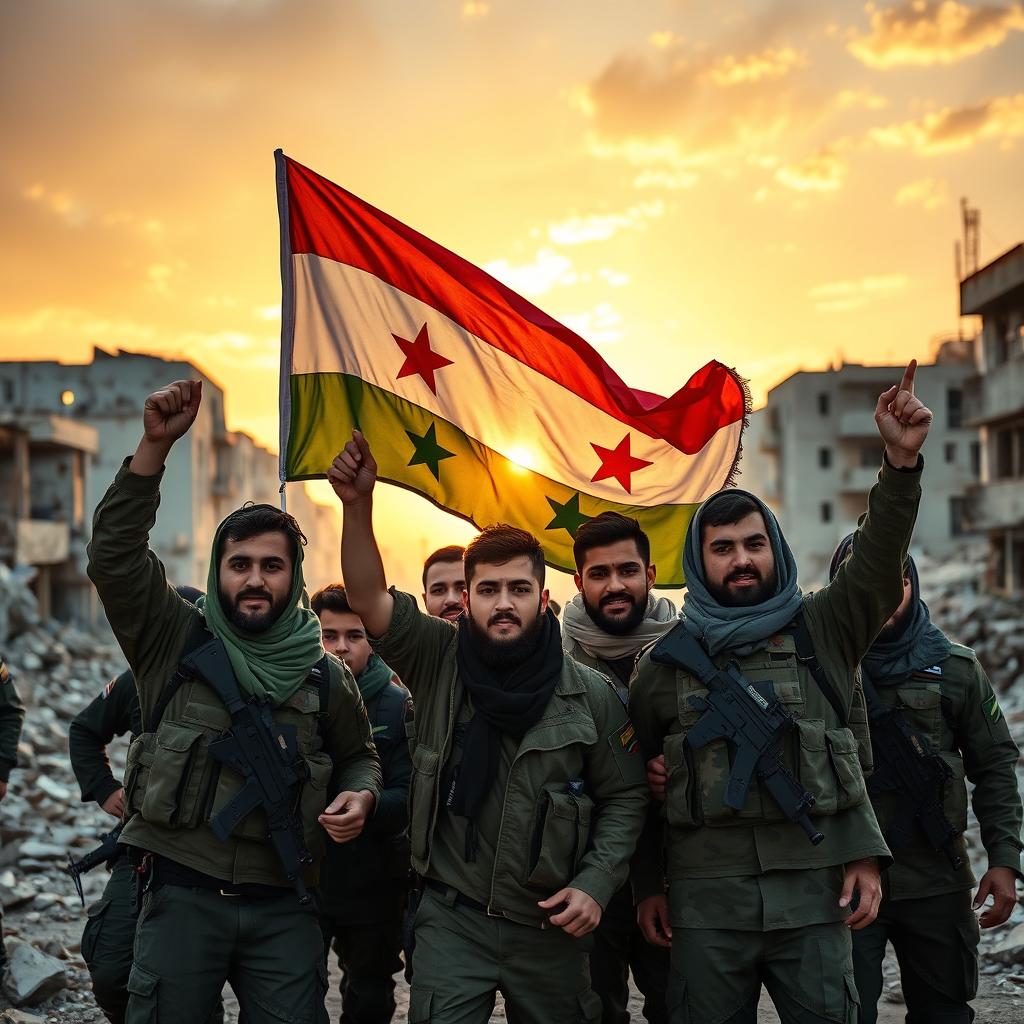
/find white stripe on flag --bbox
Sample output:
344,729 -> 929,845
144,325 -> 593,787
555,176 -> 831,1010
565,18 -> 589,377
290,254 -> 739,505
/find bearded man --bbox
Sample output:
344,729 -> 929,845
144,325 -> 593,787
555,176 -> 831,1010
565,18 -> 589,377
562,512 -> 676,1024
329,431 -> 649,1024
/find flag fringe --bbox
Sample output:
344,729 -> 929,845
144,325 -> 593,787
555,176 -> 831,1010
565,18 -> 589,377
721,366 -> 753,491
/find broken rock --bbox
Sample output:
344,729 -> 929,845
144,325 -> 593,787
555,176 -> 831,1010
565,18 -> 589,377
1,939 -> 67,1005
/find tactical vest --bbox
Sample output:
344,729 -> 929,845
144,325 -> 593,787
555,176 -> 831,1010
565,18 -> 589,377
866,648 -> 971,848
121,622 -> 335,864
662,632 -> 872,830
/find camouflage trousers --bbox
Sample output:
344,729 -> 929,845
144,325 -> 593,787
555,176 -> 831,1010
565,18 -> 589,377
852,889 -> 978,1024
667,922 -> 858,1024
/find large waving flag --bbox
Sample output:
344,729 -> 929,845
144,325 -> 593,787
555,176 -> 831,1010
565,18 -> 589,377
276,151 -> 747,585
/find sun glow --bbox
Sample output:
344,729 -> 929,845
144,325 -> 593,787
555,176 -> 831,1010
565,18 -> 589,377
507,446 -> 536,473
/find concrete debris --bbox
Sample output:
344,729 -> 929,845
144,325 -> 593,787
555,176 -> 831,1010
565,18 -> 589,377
1,941 -> 67,1006
987,923 -> 1024,966
1,1010 -> 47,1024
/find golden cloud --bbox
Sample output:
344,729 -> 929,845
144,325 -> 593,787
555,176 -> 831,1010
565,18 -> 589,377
894,177 -> 949,209
775,146 -> 848,192
707,47 -> 805,87
546,199 -> 666,245
809,273 -> 910,312
870,93 -> 1024,152
848,1 -> 1024,68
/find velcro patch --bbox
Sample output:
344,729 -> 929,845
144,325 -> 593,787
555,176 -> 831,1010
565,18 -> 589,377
983,692 -> 1002,724
618,722 -> 638,754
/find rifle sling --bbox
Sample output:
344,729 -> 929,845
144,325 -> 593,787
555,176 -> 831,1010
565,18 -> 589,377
789,612 -> 849,728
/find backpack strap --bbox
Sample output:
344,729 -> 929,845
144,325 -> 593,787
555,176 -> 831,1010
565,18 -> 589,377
788,610 -> 849,727
147,614 -> 214,732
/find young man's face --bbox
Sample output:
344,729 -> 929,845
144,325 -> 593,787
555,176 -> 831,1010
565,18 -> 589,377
574,538 -> 655,635
701,512 -> 778,607
464,555 -> 548,644
423,559 -> 466,621
878,575 -> 914,640
218,532 -> 293,633
318,608 -> 372,678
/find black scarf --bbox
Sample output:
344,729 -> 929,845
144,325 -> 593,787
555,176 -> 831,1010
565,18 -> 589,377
450,608 -> 562,859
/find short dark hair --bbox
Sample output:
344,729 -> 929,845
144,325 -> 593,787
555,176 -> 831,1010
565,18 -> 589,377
698,491 -> 763,543
422,545 -> 466,589
464,525 -> 545,587
216,503 -> 307,563
572,512 -> 650,572
310,583 -> 351,617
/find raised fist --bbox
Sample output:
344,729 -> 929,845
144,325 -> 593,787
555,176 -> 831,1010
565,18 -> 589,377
327,430 -> 378,505
143,380 -> 202,445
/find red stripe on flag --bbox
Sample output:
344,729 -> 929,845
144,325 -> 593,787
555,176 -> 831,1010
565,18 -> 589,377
283,156 -> 746,456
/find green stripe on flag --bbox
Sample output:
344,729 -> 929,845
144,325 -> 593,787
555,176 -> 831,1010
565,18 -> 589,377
286,372 -> 697,584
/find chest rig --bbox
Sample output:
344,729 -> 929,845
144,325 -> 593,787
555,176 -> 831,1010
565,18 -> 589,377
657,616 -> 869,832
122,620 -> 335,877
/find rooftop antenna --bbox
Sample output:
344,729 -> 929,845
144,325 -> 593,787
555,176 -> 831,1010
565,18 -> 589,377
961,196 -> 979,277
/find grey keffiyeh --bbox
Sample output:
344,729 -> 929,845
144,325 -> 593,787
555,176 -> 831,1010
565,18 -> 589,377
562,592 -> 678,660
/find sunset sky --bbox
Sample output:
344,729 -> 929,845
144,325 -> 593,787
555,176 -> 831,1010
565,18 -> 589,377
2,0 -> 1022,597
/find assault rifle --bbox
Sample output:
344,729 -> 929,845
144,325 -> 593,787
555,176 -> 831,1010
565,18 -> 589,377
652,625 -> 824,845
64,821 -> 125,906
182,639 -> 314,904
862,673 -> 964,871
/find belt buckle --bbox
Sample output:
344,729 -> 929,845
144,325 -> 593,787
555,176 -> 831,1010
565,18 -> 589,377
218,888 -> 242,898
486,905 -> 503,918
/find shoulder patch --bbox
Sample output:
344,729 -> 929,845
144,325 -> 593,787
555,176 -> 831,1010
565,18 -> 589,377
0,661 -> 8,685
983,692 -> 1003,724
101,678 -> 117,699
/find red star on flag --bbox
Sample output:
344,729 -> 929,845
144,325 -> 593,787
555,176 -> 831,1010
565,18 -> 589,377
591,433 -> 653,494
393,323 -> 453,395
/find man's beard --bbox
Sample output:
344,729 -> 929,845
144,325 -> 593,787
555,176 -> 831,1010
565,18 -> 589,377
220,587 -> 289,634
467,604 -> 545,669
707,566 -> 778,608
582,590 -> 648,636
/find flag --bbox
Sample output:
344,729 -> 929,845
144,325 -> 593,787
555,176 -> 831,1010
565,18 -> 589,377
276,151 -> 748,585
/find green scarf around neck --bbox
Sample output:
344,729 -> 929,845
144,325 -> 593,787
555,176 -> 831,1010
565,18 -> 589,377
196,517 -> 325,705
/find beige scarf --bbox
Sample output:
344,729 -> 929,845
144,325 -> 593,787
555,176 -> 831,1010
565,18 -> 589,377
562,592 -> 678,661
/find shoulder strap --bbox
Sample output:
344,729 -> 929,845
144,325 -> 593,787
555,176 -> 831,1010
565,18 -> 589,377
309,655 -> 330,739
147,615 -> 214,732
788,611 -> 849,727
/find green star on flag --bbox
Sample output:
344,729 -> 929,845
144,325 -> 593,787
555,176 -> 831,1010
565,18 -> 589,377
406,422 -> 455,480
545,493 -> 591,538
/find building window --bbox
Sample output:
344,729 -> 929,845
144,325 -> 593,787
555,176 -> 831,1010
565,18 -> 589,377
860,444 -> 879,467
818,393 -> 830,416
818,447 -> 832,469
970,441 -> 981,478
821,502 -> 832,523
947,388 -> 963,430
950,496 -> 968,538
1,379 -> 12,403
944,442 -> 956,464
995,429 -> 1014,478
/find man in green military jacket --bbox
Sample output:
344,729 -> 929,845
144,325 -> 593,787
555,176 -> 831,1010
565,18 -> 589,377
630,362 -> 933,1024
329,431 -> 649,1024
562,512 -> 677,1024
827,541 -> 1023,1024
86,379 -> 382,1024
0,656 -> 26,978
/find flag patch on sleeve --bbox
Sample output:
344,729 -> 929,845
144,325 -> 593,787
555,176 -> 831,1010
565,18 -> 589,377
0,662 -> 8,685
102,678 -> 116,700
618,722 -> 638,754
983,693 -> 1002,723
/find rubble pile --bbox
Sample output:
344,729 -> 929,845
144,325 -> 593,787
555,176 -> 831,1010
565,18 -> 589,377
0,564 -> 127,1020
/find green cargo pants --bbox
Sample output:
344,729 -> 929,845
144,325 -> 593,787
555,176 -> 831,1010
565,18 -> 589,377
852,889 -> 979,1024
81,859 -> 226,1024
125,882 -> 327,1024
409,886 -> 602,1024
667,922 -> 859,1024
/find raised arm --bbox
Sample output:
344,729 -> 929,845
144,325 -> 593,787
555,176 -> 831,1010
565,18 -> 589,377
807,360 -> 931,667
87,381 -> 203,681
328,431 -> 395,639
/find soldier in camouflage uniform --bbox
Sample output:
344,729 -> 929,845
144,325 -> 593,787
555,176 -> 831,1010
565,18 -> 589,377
630,363 -> 932,1023
827,540 -> 1023,1024
562,512 -> 676,1024
329,431 -> 649,1024
0,656 -> 26,978
87,379 -> 381,1024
